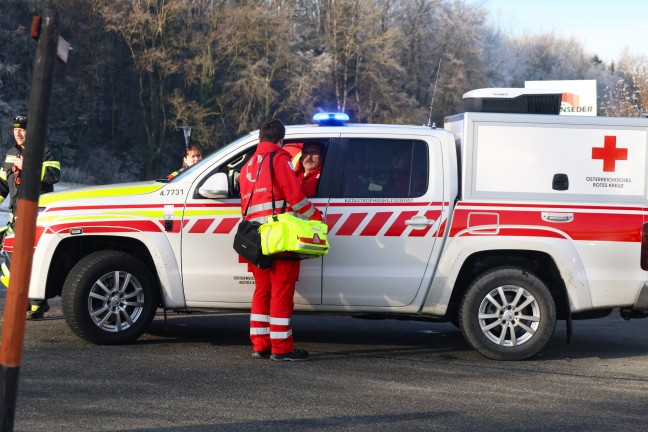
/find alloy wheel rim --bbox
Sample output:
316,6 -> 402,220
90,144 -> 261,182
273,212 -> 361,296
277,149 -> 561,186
88,270 -> 145,332
478,285 -> 540,347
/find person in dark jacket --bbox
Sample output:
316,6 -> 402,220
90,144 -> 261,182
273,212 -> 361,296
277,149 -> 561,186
0,115 -> 61,319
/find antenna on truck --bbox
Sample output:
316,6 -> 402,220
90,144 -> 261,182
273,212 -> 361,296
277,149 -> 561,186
426,56 -> 442,128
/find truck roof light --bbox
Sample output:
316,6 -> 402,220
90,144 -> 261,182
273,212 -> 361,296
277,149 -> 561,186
312,112 -> 349,126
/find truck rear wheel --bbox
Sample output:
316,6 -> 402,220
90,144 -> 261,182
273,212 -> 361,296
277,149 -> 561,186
459,267 -> 556,360
62,250 -> 159,344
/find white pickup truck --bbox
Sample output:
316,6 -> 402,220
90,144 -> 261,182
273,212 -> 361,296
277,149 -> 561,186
6,90 -> 648,360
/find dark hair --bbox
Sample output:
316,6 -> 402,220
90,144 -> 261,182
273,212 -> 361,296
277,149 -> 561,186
259,118 -> 285,144
184,145 -> 202,158
301,141 -> 324,158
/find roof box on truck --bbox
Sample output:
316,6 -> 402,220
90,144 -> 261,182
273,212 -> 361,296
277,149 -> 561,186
463,88 -> 562,115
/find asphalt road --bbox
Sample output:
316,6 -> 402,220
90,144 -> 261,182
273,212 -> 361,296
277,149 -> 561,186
1,293 -> 648,432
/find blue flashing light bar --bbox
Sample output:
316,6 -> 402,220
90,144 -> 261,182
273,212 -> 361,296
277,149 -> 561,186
312,112 -> 350,126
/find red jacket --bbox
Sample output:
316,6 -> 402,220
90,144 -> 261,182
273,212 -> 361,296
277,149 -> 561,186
295,165 -> 322,198
240,142 -> 322,223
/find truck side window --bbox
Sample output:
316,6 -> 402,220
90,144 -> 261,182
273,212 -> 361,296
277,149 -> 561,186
218,148 -> 256,198
343,139 -> 428,198
218,140 -> 329,199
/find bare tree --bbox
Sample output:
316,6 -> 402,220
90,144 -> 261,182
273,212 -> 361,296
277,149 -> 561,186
315,0 -> 415,123
99,0 -> 187,178
426,0 -> 494,123
600,53 -> 648,117
503,32 -> 596,86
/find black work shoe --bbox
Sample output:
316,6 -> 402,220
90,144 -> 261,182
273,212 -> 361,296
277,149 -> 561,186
27,301 -> 50,320
271,348 -> 309,362
252,350 -> 271,359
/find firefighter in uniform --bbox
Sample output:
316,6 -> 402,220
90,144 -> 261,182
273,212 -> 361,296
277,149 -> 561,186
0,115 -> 61,319
240,118 -> 322,361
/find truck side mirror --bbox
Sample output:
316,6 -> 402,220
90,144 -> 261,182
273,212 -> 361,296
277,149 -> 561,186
552,173 -> 569,191
198,172 -> 229,198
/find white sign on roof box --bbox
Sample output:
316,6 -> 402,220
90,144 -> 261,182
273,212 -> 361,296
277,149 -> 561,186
525,80 -> 597,116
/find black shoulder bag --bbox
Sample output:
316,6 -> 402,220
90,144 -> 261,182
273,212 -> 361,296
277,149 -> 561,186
232,152 -> 276,269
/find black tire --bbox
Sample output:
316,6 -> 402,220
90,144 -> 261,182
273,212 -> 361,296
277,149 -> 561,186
459,267 -> 556,361
62,250 -> 159,344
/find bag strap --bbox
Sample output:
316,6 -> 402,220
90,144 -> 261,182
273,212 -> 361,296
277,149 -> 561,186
267,151 -> 287,221
242,150 -> 279,218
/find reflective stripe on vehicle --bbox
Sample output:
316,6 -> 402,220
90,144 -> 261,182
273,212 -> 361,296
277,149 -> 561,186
38,184 -> 165,206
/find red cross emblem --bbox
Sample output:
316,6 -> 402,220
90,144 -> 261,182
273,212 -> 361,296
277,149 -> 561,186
592,136 -> 627,172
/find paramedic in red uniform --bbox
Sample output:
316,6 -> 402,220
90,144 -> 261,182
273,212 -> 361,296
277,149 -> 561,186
294,141 -> 324,197
239,118 -> 323,362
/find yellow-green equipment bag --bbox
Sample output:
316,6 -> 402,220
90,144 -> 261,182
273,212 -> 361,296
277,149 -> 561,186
259,214 -> 329,257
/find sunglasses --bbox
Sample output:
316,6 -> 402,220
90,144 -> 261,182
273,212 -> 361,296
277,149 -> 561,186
13,116 -> 27,123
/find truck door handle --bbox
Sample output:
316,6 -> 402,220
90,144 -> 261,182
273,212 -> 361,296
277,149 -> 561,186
405,215 -> 436,227
541,212 -> 574,223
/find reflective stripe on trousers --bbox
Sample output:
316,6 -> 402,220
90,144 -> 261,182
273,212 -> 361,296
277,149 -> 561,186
249,259 -> 300,354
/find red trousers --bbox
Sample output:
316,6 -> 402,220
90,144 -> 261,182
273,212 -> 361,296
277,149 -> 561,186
249,259 -> 300,354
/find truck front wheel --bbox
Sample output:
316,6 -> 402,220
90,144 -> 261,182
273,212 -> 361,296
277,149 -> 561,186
62,250 -> 159,344
459,267 -> 556,360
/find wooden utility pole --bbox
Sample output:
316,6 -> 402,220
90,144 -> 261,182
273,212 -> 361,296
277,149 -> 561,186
0,6 -> 59,431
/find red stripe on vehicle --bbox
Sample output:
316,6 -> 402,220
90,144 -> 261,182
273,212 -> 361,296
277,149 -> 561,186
449,209 -> 643,242
52,220 -> 162,233
189,218 -> 215,234
456,201 -> 643,212
336,213 -> 368,235
2,237 -> 13,252
384,211 -> 418,237
157,219 -> 184,233
410,210 -> 442,237
360,212 -> 392,236
324,213 -> 343,231
65,227 -> 152,234
360,212 -> 393,236
173,220 -> 185,233
327,201 -> 443,207
437,218 -> 448,237
456,227 -> 568,239
185,203 -> 241,208
214,217 -> 240,234
6,225 -> 49,253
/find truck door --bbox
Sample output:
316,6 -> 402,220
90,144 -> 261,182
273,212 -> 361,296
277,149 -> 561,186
322,134 -> 444,307
179,139 -> 264,305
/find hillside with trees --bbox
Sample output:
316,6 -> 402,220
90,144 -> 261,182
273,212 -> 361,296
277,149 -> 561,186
1,0 -> 646,184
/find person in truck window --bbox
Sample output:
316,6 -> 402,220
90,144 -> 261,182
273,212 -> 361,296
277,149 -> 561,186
239,118 -> 323,362
382,145 -> 425,197
294,141 -> 324,197
0,114 -> 61,319
166,145 -> 202,179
